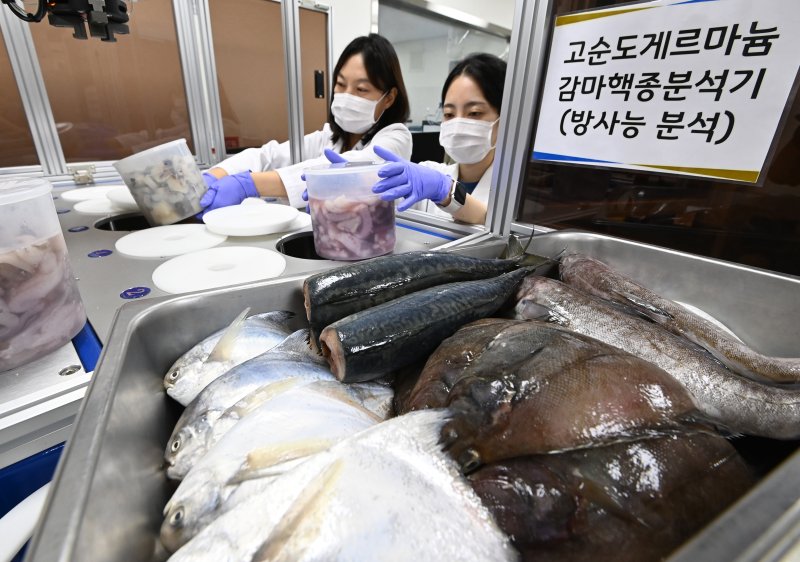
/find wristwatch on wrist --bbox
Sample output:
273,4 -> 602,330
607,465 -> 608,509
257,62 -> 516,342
437,177 -> 466,214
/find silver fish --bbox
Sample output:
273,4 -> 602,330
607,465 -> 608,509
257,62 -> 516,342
514,276 -> 800,440
164,330 -> 334,480
559,253 -> 800,383
166,410 -> 517,562
161,381 -> 384,552
164,308 -> 295,406
167,375 -> 393,490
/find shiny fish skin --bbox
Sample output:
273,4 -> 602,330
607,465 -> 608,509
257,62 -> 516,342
303,251 -> 523,350
164,310 -> 295,406
469,433 -> 754,561
161,381 -> 384,552
408,319 -> 705,471
168,376 -> 393,488
514,276 -> 800,440
559,253 -> 800,383
167,410 -> 517,562
164,330 -> 334,479
319,267 -> 535,383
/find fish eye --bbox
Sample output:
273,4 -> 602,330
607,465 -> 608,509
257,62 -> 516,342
171,438 -> 181,452
170,507 -> 184,526
169,369 -> 180,381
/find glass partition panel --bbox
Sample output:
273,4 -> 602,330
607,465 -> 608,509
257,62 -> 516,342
379,3 -> 509,129
29,2 -> 192,162
519,0 -> 800,276
210,0 -> 329,155
0,31 -> 38,167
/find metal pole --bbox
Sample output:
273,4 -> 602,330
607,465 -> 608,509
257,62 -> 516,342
281,0 -> 305,164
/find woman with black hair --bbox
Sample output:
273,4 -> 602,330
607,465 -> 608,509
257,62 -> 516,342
372,53 -> 506,225
199,34 -> 411,213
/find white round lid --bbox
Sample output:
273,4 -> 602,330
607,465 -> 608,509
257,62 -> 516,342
152,246 -> 287,294
202,199 -> 300,237
105,186 -> 139,211
115,224 -> 227,258
286,211 -> 312,231
73,198 -> 125,215
61,185 -> 123,202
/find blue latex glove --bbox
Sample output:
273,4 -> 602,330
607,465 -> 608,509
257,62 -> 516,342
199,171 -> 258,215
372,145 -> 451,212
301,148 -> 348,202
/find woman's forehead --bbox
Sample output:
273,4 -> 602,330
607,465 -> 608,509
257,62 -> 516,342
444,75 -> 488,106
338,53 -> 369,81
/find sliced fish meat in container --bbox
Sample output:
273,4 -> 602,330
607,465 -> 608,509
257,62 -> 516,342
24,231 -> 800,562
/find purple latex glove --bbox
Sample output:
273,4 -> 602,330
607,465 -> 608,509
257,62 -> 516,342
199,171 -> 258,214
201,172 -> 218,189
301,148 -> 348,202
372,145 -> 451,212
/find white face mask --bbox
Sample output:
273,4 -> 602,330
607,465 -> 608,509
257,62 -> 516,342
331,92 -> 386,134
439,117 -> 499,164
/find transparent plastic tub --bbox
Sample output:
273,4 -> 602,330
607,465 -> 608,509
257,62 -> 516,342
304,162 -> 395,260
0,178 -> 87,372
113,139 -> 207,226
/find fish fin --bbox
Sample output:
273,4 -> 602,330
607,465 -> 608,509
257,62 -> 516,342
251,310 -> 295,322
273,329 -> 328,365
225,378 -> 306,417
616,291 -> 673,322
249,460 -> 344,562
500,234 -> 526,259
274,329 -> 312,353
207,307 -> 251,363
230,439 -> 336,484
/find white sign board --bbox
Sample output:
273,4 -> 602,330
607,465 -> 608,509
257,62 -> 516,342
532,0 -> 800,183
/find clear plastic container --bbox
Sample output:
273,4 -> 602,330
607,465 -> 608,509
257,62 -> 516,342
112,139 -> 207,226
0,178 -> 87,372
304,162 -> 395,260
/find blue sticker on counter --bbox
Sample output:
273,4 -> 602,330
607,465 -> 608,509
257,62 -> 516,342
56,208 -> 70,214
88,249 -> 112,258
120,286 -> 151,299
68,226 -> 89,232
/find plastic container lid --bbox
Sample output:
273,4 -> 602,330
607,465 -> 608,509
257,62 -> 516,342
303,162 -> 383,199
114,224 -> 227,258
202,198 -> 300,237
114,138 -> 190,165
152,246 -> 287,294
0,177 -> 52,205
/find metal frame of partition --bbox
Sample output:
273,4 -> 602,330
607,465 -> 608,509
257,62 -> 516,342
487,0 -> 553,239
0,6 -> 65,178
0,0 -> 332,181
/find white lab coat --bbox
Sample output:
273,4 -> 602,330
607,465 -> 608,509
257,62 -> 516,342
413,161 -> 494,220
215,122 -> 412,208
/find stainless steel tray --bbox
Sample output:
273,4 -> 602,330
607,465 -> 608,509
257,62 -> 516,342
25,231 -> 800,562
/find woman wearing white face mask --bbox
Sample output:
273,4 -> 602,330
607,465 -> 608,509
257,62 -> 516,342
199,34 -> 412,213
371,53 -> 506,225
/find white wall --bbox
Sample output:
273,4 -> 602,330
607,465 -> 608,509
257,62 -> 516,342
324,0 -> 516,61
425,0 -> 515,31
324,0 -> 373,62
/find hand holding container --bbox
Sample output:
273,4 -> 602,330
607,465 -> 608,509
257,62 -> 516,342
113,139 -> 206,226
304,162 -> 395,260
